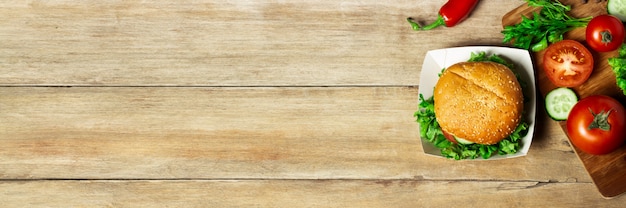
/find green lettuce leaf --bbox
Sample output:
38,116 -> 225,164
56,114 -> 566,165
609,44 -> 626,95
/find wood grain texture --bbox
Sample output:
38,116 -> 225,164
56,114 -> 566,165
0,0 -> 517,86
502,0 -> 626,198
2,0 -> 626,206
0,87 -> 586,181
1,180 -> 623,208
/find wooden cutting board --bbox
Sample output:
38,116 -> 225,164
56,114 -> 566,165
502,0 -> 626,199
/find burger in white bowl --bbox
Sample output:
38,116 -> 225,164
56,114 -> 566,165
416,49 -> 534,160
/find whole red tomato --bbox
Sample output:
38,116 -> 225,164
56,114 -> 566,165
566,95 -> 626,155
542,40 -> 594,87
586,15 -> 625,52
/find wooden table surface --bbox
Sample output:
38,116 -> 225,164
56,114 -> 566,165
1,0 -> 625,207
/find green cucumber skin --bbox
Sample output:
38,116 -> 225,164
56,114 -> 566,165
545,88 -> 578,121
608,0 -> 626,22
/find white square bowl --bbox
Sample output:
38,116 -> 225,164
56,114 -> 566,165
418,46 -> 536,160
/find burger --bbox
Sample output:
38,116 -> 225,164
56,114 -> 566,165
415,52 -> 530,160
435,61 -> 524,145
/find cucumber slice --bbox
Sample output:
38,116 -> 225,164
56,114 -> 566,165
455,136 -> 475,145
608,0 -> 626,22
545,87 -> 578,121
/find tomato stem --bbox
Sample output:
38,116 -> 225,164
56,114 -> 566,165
601,30 -> 613,44
587,108 -> 614,131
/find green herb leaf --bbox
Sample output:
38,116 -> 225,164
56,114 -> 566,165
502,0 -> 591,50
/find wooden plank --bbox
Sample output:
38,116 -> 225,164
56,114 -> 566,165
2,0 -> 616,204
1,87 -> 587,181
1,180 -> 624,207
0,0 -> 521,86
502,0 -> 626,198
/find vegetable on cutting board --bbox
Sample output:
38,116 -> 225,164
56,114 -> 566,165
545,87 -> 578,121
586,14 -> 625,52
609,45 -> 626,95
407,0 -> 479,31
566,95 -> 626,155
542,40 -> 594,87
502,0 -> 592,52
608,0 -> 626,22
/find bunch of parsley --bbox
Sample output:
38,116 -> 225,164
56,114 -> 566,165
502,0 -> 591,51
414,52 -> 530,160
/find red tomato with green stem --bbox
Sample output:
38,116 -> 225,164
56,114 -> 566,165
542,40 -> 594,87
586,15 -> 625,52
566,95 -> 626,155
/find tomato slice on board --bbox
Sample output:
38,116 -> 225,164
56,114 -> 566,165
542,40 -> 594,87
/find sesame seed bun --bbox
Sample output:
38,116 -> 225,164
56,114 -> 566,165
434,61 -> 524,145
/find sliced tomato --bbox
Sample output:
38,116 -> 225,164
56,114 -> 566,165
542,40 -> 594,87
442,130 -> 457,144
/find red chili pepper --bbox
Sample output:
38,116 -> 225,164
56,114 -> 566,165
408,0 -> 480,30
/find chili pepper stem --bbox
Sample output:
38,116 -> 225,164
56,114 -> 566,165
407,17 -> 422,31
407,16 -> 446,31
